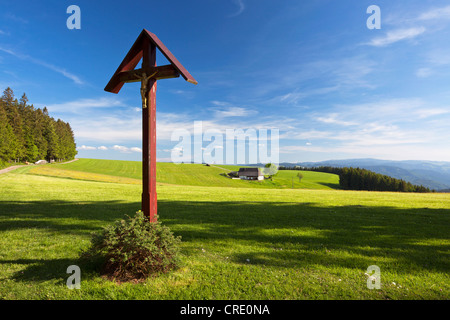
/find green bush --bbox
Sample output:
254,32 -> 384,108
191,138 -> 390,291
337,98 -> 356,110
84,211 -> 182,281
0,160 -> 7,170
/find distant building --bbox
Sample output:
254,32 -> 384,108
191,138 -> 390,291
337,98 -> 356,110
238,168 -> 264,181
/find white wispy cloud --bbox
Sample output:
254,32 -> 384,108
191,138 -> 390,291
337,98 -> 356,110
228,0 -> 245,17
0,47 -> 84,84
55,108 -> 191,144
367,27 -> 426,47
211,103 -> 257,118
263,55 -> 377,104
77,145 -> 97,151
43,97 -> 126,113
73,117 -> 142,143
418,5 -> 450,21
77,144 -> 141,153
414,49 -> 450,78
274,86 -> 340,106
279,143 -> 450,161
63,93 -> 450,163
3,13 -> 28,24
112,145 -> 142,153
414,108 -> 450,119
278,96 -> 450,161
314,113 -> 357,126
416,67 -> 433,78
279,130 -> 332,140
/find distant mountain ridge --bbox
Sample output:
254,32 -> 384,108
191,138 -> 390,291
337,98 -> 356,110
279,158 -> 450,191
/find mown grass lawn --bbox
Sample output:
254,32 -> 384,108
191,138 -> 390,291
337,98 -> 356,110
0,166 -> 449,300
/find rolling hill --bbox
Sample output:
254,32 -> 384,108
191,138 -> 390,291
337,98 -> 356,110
27,158 -> 340,190
281,158 -> 450,191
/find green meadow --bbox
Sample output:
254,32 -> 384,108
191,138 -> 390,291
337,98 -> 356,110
0,159 -> 449,299
38,158 -> 340,190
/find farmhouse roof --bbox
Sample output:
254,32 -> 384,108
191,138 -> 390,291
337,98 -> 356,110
238,167 -> 263,177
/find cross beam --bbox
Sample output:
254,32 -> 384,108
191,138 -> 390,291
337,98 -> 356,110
118,65 -> 180,83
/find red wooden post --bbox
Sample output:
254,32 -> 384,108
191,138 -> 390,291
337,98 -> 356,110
104,29 -> 197,222
142,39 -> 158,221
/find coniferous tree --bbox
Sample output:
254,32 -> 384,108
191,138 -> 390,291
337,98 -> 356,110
0,101 -> 16,161
0,87 -> 77,164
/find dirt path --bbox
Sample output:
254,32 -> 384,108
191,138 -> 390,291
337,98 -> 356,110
58,158 -> 79,165
0,165 -> 26,175
0,158 -> 79,175
209,164 -> 232,171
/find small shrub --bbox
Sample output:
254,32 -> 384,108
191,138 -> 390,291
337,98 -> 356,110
83,211 -> 182,282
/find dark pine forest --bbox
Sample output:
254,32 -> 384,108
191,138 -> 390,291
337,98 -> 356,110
0,87 -> 77,166
279,165 -> 432,193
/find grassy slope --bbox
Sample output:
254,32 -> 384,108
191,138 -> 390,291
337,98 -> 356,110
29,158 -> 340,190
0,166 -> 449,300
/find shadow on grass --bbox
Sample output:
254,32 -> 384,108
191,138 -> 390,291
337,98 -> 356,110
0,257 -> 103,282
316,182 -> 341,189
0,199 -> 449,282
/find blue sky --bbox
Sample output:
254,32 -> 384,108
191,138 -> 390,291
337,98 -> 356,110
1,0 -> 450,163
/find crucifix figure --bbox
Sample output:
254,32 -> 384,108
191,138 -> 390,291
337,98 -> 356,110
104,29 -> 197,222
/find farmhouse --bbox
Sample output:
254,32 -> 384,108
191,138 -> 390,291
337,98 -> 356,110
238,168 -> 264,181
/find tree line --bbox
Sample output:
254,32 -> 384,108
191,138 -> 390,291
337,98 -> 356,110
279,165 -> 432,193
0,87 -> 77,164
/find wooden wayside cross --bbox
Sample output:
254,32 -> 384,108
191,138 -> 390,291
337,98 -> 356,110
104,29 -> 197,222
